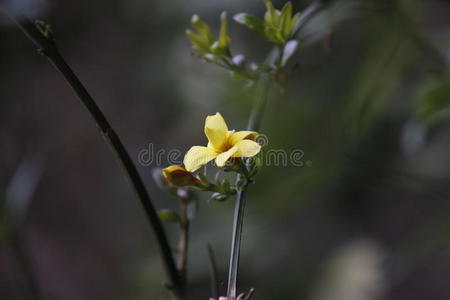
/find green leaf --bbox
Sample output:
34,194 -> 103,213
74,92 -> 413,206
35,19 -> 54,41
290,12 -> 301,36
234,13 -> 266,37
222,179 -> 231,193
280,2 -> 293,39
198,172 -> 209,183
186,29 -> 212,53
158,210 -> 182,223
191,15 -> 214,45
263,0 -> 277,26
218,11 -> 230,49
210,41 -> 228,57
264,25 -> 284,43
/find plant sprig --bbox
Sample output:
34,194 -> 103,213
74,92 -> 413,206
186,0 -> 303,83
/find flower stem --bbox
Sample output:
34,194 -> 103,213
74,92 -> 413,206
226,1 -> 328,297
226,186 -> 247,299
247,74 -> 272,132
2,10 -> 183,298
226,75 -> 271,298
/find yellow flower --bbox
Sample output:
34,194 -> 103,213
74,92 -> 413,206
184,113 -> 261,172
162,165 -> 200,187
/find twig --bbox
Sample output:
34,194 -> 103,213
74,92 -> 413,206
177,199 -> 190,286
226,188 -> 247,299
207,243 -> 220,299
1,9 -> 183,298
243,288 -> 255,300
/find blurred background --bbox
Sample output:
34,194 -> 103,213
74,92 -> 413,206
1,0 -> 450,299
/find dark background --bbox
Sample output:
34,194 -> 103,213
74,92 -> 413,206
1,0 -> 450,299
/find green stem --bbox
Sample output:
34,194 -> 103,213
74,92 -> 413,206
226,187 -> 247,299
226,75 -> 271,298
276,43 -> 285,71
247,74 -> 272,132
2,10 -> 183,298
226,1 -> 328,297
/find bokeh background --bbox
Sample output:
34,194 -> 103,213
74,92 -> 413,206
1,0 -> 450,299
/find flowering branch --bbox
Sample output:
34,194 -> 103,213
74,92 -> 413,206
1,9 -> 184,299
227,1 -> 328,298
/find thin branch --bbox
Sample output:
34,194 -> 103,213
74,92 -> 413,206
243,288 -> 255,300
226,188 -> 247,299
177,199 -> 190,287
207,243 -> 220,299
1,9 -> 183,298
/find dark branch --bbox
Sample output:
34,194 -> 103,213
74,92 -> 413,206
1,9 -> 183,298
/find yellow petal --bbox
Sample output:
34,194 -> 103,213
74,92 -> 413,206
204,113 -> 229,151
229,131 -> 258,146
215,145 -> 239,167
232,140 -> 261,157
183,146 -> 218,172
205,112 -> 228,131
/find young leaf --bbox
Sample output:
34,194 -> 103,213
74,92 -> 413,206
290,12 -> 301,36
35,20 -> 54,41
218,11 -> 230,50
263,0 -> 277,26
222,179 -> 231,193
234,13 -> 266,37
198,172 -> 209,183
191,15 -> 215,45
186,29 -> 211,53
280,2 -> 293,39
264,25 -> 284,43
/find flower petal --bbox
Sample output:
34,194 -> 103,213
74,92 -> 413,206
204,113 -> 229,151
184,146 -> 218,172
229,131 -> 258,146
232,139 -> 261,157
215,145 -> 239,167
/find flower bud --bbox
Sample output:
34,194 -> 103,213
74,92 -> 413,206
162,165 -> 200,187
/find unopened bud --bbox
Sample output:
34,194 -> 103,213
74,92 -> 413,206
162,165 -> 200,187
